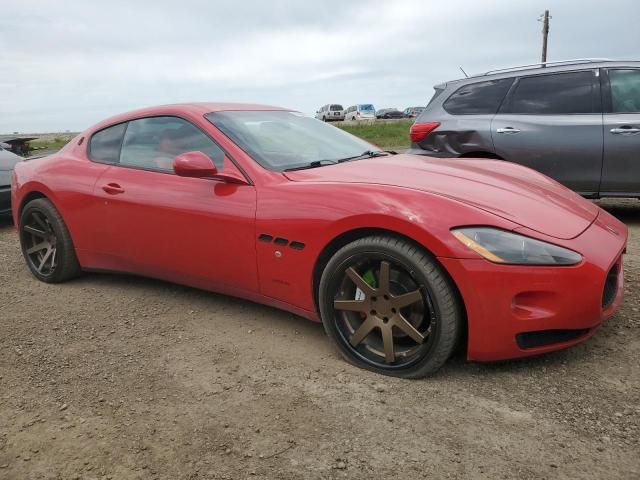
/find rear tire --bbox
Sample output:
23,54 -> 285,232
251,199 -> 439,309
19,198 -> 81,283
319,236 -> 462,378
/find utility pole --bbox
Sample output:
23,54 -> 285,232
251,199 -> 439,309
539,10 -> 550,64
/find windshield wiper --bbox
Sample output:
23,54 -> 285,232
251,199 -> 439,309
283,151 -> 390,171
337,150 -> 390,163
283,159 -> 338,172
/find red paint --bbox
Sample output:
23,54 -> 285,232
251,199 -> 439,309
173,151 -> 219,178
11,103 -> 628,362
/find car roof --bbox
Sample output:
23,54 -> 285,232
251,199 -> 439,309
90,102 -> 292,132
436,59 -> 640,89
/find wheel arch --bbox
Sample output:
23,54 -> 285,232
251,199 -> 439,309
19,190 -> 49,215
14,182 -> 60,225
15,184 -> 65,231
311,226 -> 468,351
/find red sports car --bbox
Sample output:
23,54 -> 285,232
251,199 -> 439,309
11,103 -> 627,377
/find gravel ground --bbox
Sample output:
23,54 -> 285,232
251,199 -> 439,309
0,199 -> 638,480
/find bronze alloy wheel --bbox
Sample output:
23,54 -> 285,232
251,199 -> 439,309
319,236 -> 461,378
332,255 -> 437,370
22,209 -> 58,277
19,198 -> 81,283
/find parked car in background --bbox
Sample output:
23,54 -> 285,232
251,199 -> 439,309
0,148 -> 23,215
376,108 -> 404,119
315,104 -> 345,122
403,107 -> 425,118
344,104 -> 376,121
408,59 -> 640,198
10,102 -> 627,378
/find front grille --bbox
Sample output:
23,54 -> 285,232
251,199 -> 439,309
602,260 -> 620,309
516,329 -> 590,350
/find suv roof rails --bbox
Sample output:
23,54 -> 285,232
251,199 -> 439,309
476,58 -> 614,77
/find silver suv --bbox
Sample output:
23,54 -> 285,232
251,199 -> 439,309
315,104 -> 345,122
409,59 -> 640,198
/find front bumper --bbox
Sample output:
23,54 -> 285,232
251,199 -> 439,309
439,209 -> 627,361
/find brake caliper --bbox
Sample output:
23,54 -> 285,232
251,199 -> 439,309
355,269 -> 377,301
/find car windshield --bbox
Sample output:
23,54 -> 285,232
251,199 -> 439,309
205,111 -> 379,171
359,104 -> 375,111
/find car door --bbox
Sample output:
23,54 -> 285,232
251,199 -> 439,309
491,70 -> 603,196
93,115 -> 259,295
600,68 -> 640,196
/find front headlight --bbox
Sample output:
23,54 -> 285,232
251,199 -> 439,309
451,227 -> 582,266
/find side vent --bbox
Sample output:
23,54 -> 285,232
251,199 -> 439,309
258,234 -> 273,242
274,237 -> 289,246
289,241 -> 305,250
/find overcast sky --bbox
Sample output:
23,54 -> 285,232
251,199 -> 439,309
1,0 -> 637,133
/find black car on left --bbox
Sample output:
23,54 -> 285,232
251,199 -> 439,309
0,148 -> 22,215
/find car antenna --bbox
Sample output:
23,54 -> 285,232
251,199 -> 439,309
459,66 -> 469,78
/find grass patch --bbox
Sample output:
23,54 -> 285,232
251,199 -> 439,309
29,134 -> 75,155
335,120 -> 412,150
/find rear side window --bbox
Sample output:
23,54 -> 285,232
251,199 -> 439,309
505,71 -> 595,114
443,78 -> 513,115
119,116 -> 224,172
89,123 -> 127,163
609,69 -> 640,113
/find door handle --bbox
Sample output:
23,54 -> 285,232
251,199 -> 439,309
102,183 -> 125,195
610,126 -> 640,135
496,127 -> 521,134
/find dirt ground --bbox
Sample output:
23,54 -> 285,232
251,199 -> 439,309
0,199 -> 638,480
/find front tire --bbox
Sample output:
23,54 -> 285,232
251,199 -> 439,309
19,198 -> 81,283
319,236 -> 462,378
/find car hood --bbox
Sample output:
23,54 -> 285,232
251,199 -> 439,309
283,155 -> 599,240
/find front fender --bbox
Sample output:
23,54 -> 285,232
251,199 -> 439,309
255,182 -> 518,316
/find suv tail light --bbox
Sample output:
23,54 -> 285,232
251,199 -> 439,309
409,122 -> 440,142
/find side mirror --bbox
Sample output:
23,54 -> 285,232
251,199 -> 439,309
173,151 -> 218,178
173,151 -> 248,184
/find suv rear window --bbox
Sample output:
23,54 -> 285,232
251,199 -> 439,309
505,71 -> 595,114
443,78 -> 513,115
330,105 -> 343,111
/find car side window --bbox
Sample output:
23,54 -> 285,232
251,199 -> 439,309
89,123 -> 127,164
609,69 -> 640,113
119,116 -> 225,172
443,78 -> 514,115
505,71 -> 596,114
